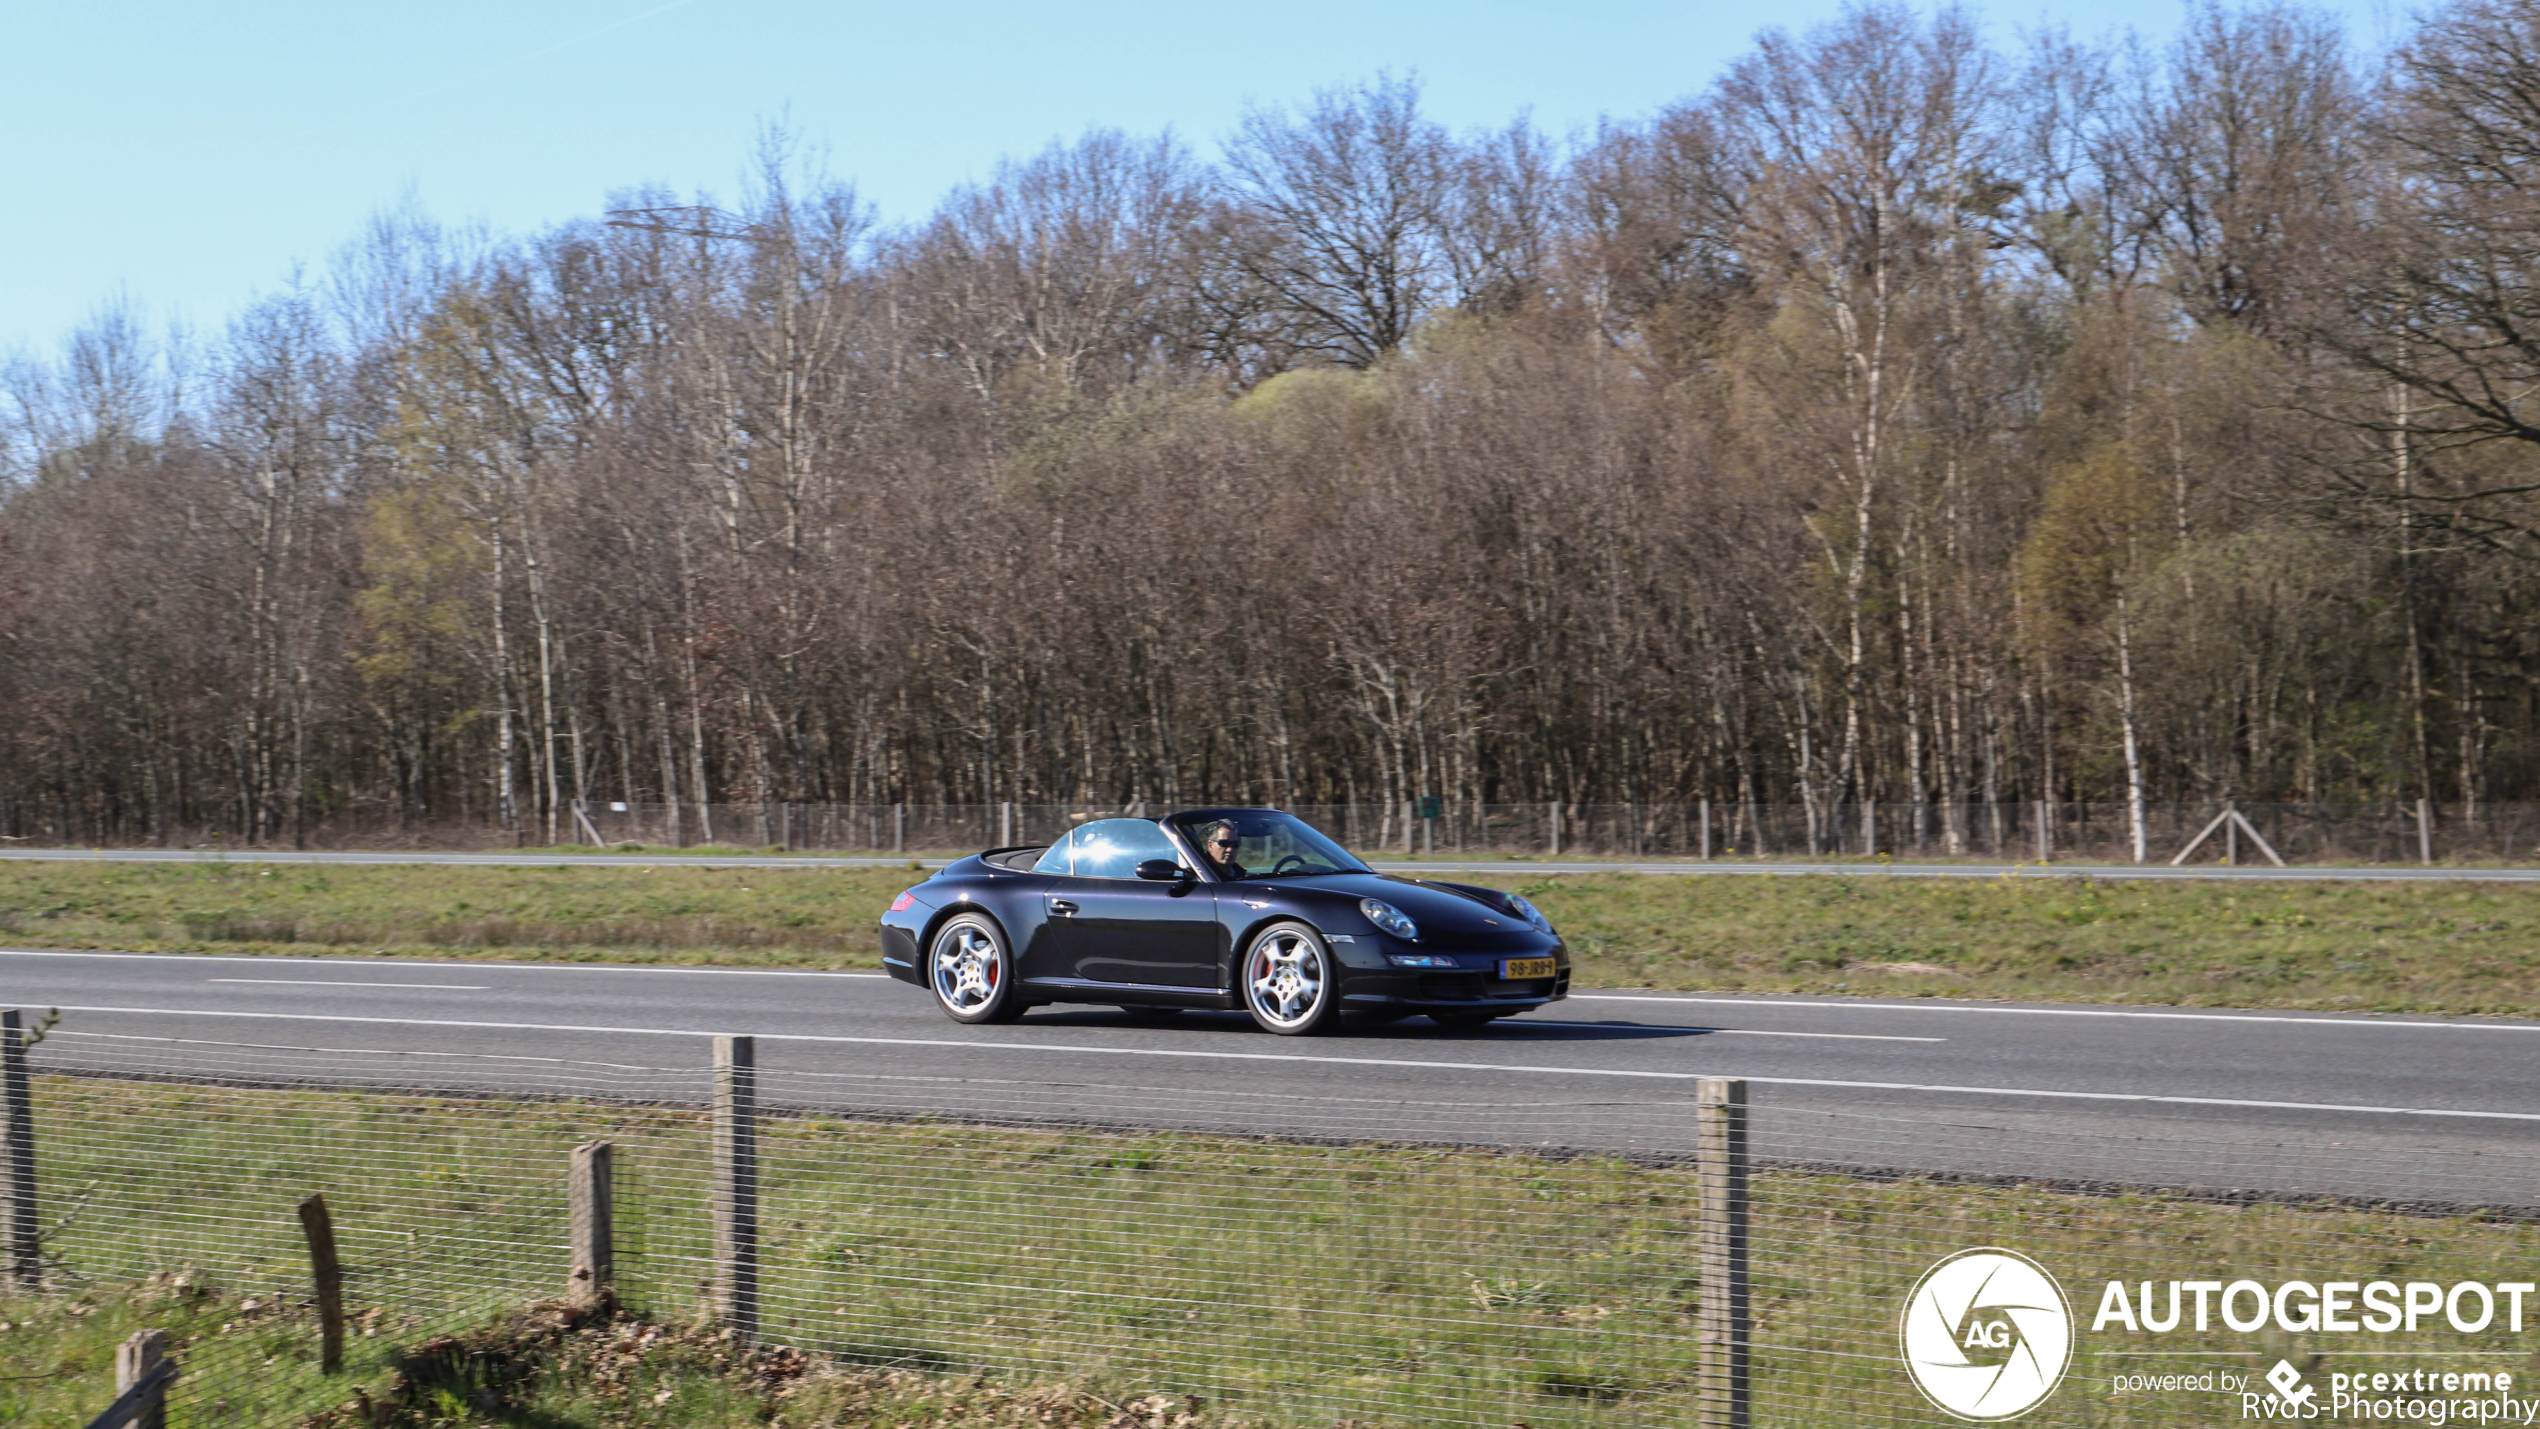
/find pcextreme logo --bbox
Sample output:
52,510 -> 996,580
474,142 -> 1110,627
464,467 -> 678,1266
1901,1248 -> 2076,1422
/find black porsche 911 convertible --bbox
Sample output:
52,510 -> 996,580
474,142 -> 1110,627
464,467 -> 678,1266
878,807 -> 1568,1035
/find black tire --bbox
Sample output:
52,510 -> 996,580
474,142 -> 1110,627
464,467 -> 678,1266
1241,921 -> 1343,1035
1428,1010 -> 1501,1030
928,912 -> 1025,1024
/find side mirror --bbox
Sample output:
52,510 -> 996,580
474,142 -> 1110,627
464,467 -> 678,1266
1136,859 -> 1191,882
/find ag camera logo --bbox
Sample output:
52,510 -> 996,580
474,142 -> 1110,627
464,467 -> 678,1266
1901,1248 -> 2074,1421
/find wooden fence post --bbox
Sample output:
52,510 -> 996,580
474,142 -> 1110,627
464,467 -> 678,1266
1548,802 -> 1560,858
569,1140 -> 615,1309
2419,797 -> 2435,866
894,803 -> 905,855
2035,800 -> 2052,862
1697,1077 -> 1751,1429
105,1330 -> 172,1429
297,1194 -> 344,1373
713,1036 -> 759,1341
1699,799 -> 1712,859
1,1009 -> 36,1292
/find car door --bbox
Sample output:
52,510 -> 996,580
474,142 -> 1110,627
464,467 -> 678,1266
1013,828 -> 1083,981
1044,819 -> 1220,990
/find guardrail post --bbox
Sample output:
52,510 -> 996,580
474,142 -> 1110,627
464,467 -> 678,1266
569,1140 -> 615,1309
1697,1077 -> 1751,1429
297,1194 -> 344,1373
713,1036 -> 759,1341
1,1009 -> 36,1292
108,1330 -> 171,1429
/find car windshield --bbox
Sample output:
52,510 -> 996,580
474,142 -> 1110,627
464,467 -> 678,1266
1171,810 -> 1369,880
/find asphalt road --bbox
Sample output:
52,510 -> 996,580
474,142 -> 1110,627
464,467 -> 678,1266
9,945 -> 2535,1207
3,845 -> 2533,882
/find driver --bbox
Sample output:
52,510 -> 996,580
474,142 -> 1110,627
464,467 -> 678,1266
1200,819 -> 1248,878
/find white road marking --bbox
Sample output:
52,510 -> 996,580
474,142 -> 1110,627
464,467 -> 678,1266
17,951 -> 2523,1033
1715,1029 -> 1944,1042
1567,993 -> 2540,1032
207,978 -> 490,990
36,1004 -> 2540,1123
1575,1022 -> 1942,1043
0,948 -> 886,978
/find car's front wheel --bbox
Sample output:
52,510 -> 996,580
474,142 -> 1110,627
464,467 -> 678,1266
930,913 -> 1024,1024
1243,921 -> 1341,1035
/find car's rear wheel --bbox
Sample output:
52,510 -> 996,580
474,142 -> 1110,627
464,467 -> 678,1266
1429,1010 -> 1501,1030
1243,921 -> 1341,1035
930,913 -> 1024,1024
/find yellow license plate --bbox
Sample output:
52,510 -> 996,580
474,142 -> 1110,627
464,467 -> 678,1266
1500,957 -> 1556,980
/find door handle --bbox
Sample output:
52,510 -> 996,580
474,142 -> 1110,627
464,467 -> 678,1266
1049,900 -> 1078,916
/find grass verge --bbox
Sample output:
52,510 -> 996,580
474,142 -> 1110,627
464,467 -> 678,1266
7,859 -> 2540,1013
19,1075 -> 2540,1427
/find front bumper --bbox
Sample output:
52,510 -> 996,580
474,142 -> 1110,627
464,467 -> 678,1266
1338,965 -> 1570,1011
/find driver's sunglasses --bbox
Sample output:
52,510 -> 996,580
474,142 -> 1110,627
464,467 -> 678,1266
1208,836 -> 1234,848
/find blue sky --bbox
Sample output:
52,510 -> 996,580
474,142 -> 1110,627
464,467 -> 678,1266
8,0 -> 2400,359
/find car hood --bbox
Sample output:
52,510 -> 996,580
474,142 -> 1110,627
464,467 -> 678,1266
1252,872 -> 1533,937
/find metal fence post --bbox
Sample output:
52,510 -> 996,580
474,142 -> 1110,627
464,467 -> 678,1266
713,1035 -> 759,1341
110,1329 -> 171,1429
570,1140 -> 615,1309
297,1193 -> 344,1373
1,1009 -> 36,1292
1699,799 -> 1712,859
2419,797 -> 2435,866
1698,1077 -> 1751,1429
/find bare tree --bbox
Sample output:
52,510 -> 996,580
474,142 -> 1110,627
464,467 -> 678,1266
2118,0 -> 2366,332
1219,74 -> 1457,367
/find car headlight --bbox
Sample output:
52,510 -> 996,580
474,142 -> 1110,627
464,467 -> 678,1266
1507,893 -> 1554,934
1360,898 -> 1419,940
1386,953 -> 1457,968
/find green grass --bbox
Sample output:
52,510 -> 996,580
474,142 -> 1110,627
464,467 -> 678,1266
7,859 -> 2540,1014
1493,869 -> 2540,1014
17,1075 -> 2540,1427
0,859 -> 907,968
316,1302 -> 1250,1428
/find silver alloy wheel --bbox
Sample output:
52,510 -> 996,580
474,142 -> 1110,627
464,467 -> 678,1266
1245,924 -> 1330,1032
932,919 -> 1005,1016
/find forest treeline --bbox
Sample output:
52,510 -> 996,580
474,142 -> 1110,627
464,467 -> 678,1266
11,1 -> 2540,851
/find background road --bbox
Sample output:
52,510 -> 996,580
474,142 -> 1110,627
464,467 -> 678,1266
3,845 -> 2533,882
9,945 -> 2534,1207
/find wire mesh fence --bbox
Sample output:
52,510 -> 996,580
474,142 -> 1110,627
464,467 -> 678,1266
24,798 -> 2540,866
12,1021 -> 2540,1426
